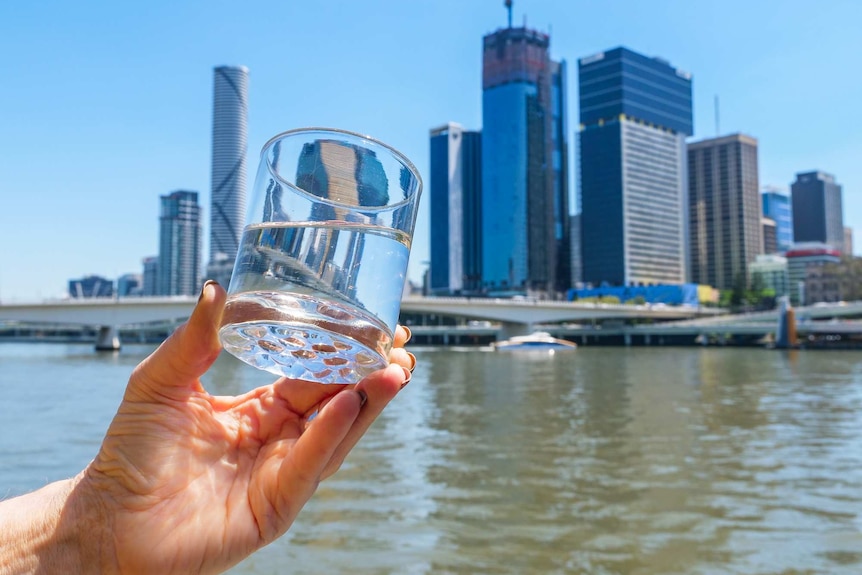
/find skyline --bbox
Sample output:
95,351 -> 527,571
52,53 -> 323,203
1,0 -> 860,301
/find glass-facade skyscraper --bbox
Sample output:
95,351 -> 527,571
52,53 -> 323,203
158,190 -> 201,296
429,123 -> 482,294
207,65 -> 249,288
688,134 -> 762,290
761,187 -> 794,253
578,47 -> 693,286
481,25 -> 569,294
142,256 -> 158,296
791,171 -> 844,252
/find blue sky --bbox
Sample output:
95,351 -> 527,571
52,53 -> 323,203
1,0 -> 860,301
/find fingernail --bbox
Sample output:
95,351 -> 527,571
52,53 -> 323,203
403,325 -> 412,344
357,390 -> 368,407
400,366 -> 411,389
407,352 -> 416,372
199,279 -> 220,303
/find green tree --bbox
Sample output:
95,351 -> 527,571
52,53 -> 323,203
730,274 -> 747,308
747,272 -> 766,308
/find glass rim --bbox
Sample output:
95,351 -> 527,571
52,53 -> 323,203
260,126 -> 422,195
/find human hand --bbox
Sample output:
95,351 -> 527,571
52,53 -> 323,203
66,281 -> 412,574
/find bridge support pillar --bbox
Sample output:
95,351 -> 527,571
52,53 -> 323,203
624,333 -> 632,347
645,334 -> 651,346
95,325 -> 121,351
498,322 -> 531,341
775,296 -> 797,349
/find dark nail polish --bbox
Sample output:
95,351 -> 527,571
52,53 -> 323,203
357,390 -> 368,407
198,279 -> 220,303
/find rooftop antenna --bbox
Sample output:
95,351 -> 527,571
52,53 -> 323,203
505,0 -> 512,28
715,95 -> 720,136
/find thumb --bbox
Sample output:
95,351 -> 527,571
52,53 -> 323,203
130,280 -> 226,396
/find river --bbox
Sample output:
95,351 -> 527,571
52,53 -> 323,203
3,343 -> 862,574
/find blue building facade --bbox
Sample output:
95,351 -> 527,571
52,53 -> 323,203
761,188 -> 794,253
481,26 -> 569,294
158,190 -> 201,296
429,123 -> 482,294
68,275 -> 114,298
579,47 -> 693,287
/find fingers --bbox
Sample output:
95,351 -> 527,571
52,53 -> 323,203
130,280 -> 226,396
387,347 -> 415,373
319,363 -> 407,479
271,378 -> 349,417
393,325 -> 412,349
271,388 -> 365,522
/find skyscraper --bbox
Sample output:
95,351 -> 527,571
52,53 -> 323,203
791,171 -> 844,251
142,256 -> 158,296
688,134 -> 762,290
207,65 -> 249,287
761,187 -> 794,253
158,190 -> 201,296
578,47 -> 693,286
481,22 -> 569,294
429,123 -> 482,294
762,217 -> 778,255
116,273 -> 142,297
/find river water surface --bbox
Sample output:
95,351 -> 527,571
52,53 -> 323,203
3,343 -> 862,574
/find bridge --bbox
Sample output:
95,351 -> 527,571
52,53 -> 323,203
3,296 -> 861,350
0,295 -> 722,349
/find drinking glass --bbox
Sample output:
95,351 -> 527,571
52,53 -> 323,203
218,128 -> 422,383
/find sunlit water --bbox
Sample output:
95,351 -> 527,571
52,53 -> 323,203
3,343 -> 862,574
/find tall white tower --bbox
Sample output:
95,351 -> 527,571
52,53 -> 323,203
206,65 -> 249,287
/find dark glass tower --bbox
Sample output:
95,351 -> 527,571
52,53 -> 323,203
481,24 -> 569,294
791,171 -> 844,251
578,47 -> 693,286
429,123 -> 482,294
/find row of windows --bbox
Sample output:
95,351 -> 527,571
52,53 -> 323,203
628,172 -> 681,190
625,141 -> 681,162
623,124 -> 682,148
625,154 -> 681,177
582,85 -> 692,122
628,215 -> 683,234
627,206 -> 682,226
628,229 -> 682,247
629,251 -> 683,268
580,54 -> 690,90
580,72 -> 692,112
581,96 -> 692,132
631,226 -> 682,247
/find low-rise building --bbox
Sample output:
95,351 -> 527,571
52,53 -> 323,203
748,254 -> 789,298
785,243 -> 842,305
68,275 -> 114,299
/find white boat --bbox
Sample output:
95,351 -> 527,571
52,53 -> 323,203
492,331 -> 577,352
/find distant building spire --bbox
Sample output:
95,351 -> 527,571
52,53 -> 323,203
505,0 -> 512,28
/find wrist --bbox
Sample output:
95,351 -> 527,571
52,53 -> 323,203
0,472 -> 113,574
